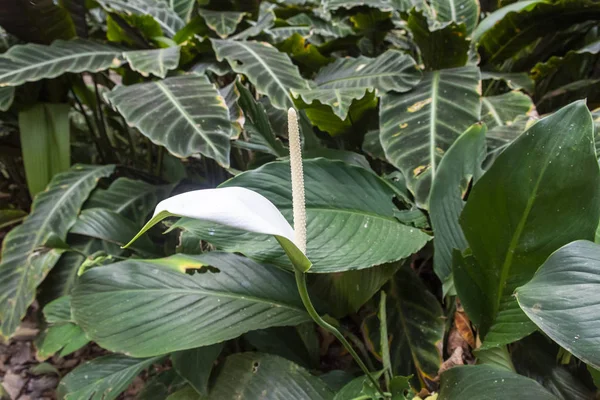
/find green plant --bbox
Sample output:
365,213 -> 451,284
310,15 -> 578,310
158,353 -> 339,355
1,0 -> 600,399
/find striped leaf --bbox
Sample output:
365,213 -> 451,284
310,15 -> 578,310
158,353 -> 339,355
0,87 -> 13,111
379,66 -> 481,207
211,39 -> 310,110
124,46 -> 181,78
0,39 -> 123,87
431,0 -> 480,34
97,0 -> 184,38
105,74 -> 232,166
168,0 -> 196,22
199,9 -> 246,38
293,50 -> 421,119
0,165 -> 114,339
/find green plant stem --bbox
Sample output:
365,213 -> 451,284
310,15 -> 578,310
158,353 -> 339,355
379,291 -> 392,390
294,270 -> 385,397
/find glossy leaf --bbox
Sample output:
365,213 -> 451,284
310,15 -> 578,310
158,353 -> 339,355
0,39 -> 122,87
429,124 -> 486,294
169,0 -> 196,22
176,159 -> 431,273
439,365 -> 559,399
362,264 -> 444,385
211,39 -> 310,110
37,322 -> 89,359
481,91 -> 535,131
380,66 -> 481,207
57,354 -> 162,400
244,326 -> 318,369
431,0 -> 479,34
472,0 -> 541,41
172,344 -> 223,396
124,46 -> 181,78
105,74 -> 232,165
457,101 -> 600,349
208,353 -> 334,400
516,240 -> 600,370
0,165 -> 114,339
293,50 -> 421,119
72,252 -> 309,357
199,9 -> 246,38
18,103 -> 71,197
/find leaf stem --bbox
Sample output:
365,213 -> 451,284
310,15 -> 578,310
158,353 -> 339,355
379,291 -> 392,389
294,270 -> 385,397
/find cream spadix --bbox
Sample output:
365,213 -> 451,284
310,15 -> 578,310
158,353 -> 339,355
123,186 -> 312,272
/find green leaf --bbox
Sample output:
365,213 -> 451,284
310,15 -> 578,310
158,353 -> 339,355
0,209 -> 26,230
211,39 -> 310,110
0,164 -> 114,339
18,103 -> 71,197
323,0 -> 401,12
481,91 -> 535,132
380,66 -> 481,207
124,46 -> 181,78
72,252 -> 309,357
429,124 -> 486,294
177,158 -> 431,273
293,50 -> 421,119
474,346 -> 515,371
515,240 -> 600,370
286,13 -> 354,39
0,39 -> 122,87
458,101 -> 600,349
476,0 -> 600,65
407,10 -> 470,70
169,0 -> 196,22
0,0 -> 75,43
172,344 -> 223,396
481,71 -> 535,93
439,365 -> 560,399
105,74 -> 232,166
220,79 -> 245,137
57,354 -> 163,400
333,373 -> 385,400
70,208 -> 158,256
43,295 -> 72,323
362,264 -> 444,385
310,262 -> 400,318
84,177 -> 173,227
166,386 -> 202,400
135,369 -> 187,400
245,326 -> 318,369
199,9 -> 246,38
431,0 -> 480,34
0,87 -> 14,111
97,0 -> 184,38
37,322 -> 89,359
231,10 -> 275,40
208,353 -> 334,400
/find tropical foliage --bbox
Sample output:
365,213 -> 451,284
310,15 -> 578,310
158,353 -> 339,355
0,0 -> 599,399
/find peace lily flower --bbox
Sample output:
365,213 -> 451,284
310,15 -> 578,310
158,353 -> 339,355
124,107 -> 383,395
124,108 -> 310,272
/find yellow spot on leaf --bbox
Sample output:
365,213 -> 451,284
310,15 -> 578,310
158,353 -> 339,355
407,98 -> 432,112
400,123 -> 408,129
413,165 -> 428,177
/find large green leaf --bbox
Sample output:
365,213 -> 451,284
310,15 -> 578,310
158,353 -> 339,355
72,252 -> 309,357
407,10 -> 470,70
516,240 -> 600,370
0,0 -> 75,43
244,326 -> 318,369
19,103 -> 71,197
476,0 -> 600,65
169,0 -> 196,22
176,158 -> 431,273
172,344 -> 223,396
379,66 -> 481,207
84,177 -> 173,226
362,264 -> 444,385
431,0 -> 479,34
439,365 -> 559,399
457,101 -> 600,349
310,262 -> 400,318
429,124 -> 486,294
481,91 -> 535,131
211,39 -> 310,110
105,74 -> 232,166
0,164 -> 114,339
124,46 -> 181,78
0,39 -> 122,87
57,354 -> 162,400
292,50 -> 421,119
97,0 -> 184,37
208,353 -> 334,400
199,9 -> 246,38
472,0 -> 542,42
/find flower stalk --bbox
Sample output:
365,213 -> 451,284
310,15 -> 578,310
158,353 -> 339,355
287,108 -> 384,396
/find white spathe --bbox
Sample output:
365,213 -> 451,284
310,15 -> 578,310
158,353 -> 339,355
154,186 -> 295,243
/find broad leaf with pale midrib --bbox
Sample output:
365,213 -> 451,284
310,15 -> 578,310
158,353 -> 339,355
211,39 -> 310,110
516,240 -> 600,370
105,74 -> 232,166
208,353 -> 334,400
124,46 -> 181,78
456,101 -> 600,349
431,0 -> 479,34
199,9 -> 246,38
72,252 -> 309,357
176,158 -> 431,273
97,0 -> 184,38
0,164 -> 114,339
379,66 -> 481,207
